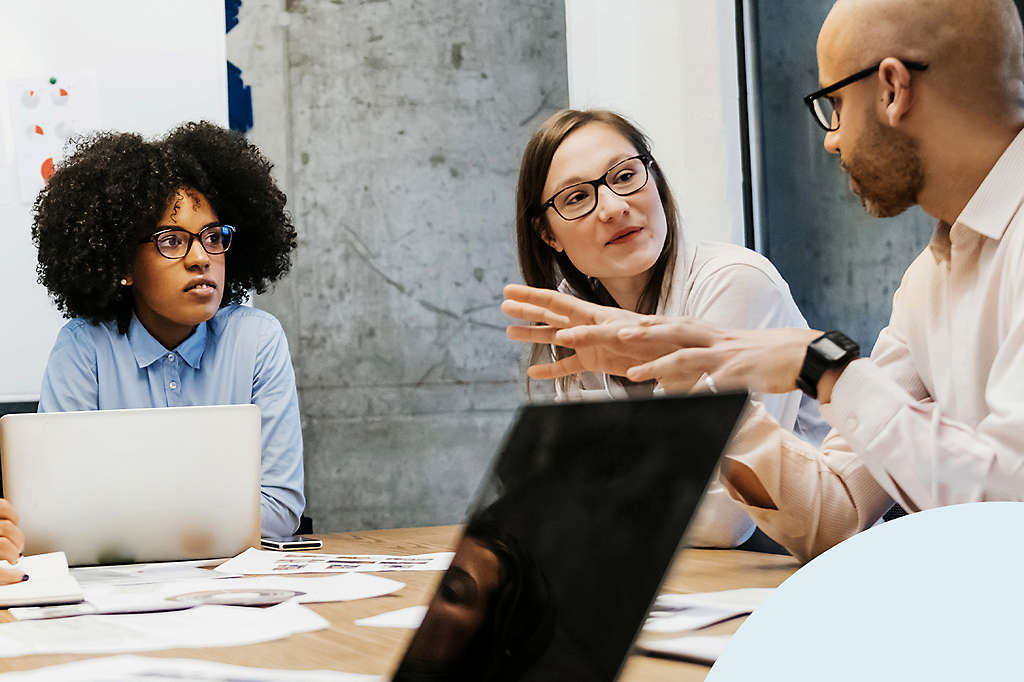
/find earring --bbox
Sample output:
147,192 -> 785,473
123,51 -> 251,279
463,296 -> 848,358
120,278 -> 128,286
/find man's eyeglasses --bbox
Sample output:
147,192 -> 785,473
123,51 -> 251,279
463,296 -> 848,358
804,60 -> 928,132
541,154 -> 651,221
141,224 -> 236,260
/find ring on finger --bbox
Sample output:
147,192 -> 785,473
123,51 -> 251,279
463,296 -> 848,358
699,372 -> 718,394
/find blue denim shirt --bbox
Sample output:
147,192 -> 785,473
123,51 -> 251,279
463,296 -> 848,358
38,305 -> 305,537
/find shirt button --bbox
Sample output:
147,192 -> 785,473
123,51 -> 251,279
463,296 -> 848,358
169,381 -> 178,390
167,354 -> 175,362
846,417 -> 858,431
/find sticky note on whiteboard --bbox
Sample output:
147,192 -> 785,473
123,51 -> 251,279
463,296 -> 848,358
8,71 -> 100,204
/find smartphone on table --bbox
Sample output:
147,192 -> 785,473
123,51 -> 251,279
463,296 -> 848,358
260,535 -> 323,551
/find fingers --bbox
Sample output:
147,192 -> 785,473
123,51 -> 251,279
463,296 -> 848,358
506,324 -> 560,344
500,300 -> 572,328
526,354 -> 585,380
0,498 -> 20,526
503,284 -> 598,320
0,536 -> 21,566
0,568 -> 27,585
0,501 -> 25,568
618,319 -> 719,348
553,324 -> 625,349
0,520 -> 25,559
627,348 -> 704,385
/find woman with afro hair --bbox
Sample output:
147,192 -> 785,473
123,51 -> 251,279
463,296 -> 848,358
30,121 -> 305,538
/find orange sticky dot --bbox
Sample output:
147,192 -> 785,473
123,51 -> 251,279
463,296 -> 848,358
41,158 -> 55,182
59,88 -> 68,96
34,125 -> 44,135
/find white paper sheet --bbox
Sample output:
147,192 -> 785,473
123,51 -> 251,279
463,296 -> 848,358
643,588 -> 773,633
354,605 -> 427,629
70,558 -> 233,587
0,601 -> 327,657
0,553 -> 83,608
635,635 -> 731,665
11,572 -> 404,620
215,547 -> 453,575
0,654 -> 381,681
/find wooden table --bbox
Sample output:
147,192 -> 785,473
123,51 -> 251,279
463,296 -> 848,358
0,526 -> 800,679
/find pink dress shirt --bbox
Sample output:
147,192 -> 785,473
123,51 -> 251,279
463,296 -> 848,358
723,127 -> 1024,562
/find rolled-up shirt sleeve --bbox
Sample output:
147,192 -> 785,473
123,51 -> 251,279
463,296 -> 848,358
825,309 -> 1024,511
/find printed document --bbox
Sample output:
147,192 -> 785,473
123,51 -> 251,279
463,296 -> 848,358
216,548 -> 453,575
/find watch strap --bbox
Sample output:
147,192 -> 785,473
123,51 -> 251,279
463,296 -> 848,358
796,331 -> 860,399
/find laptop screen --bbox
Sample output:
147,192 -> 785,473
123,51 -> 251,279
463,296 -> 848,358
392,392 -> 748,681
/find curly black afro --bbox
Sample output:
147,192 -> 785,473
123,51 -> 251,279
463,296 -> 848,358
32,121 -> 297,332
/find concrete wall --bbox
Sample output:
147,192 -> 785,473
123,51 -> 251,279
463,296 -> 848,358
228,0 -> 569,532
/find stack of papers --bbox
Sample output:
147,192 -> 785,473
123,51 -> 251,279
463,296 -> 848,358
643,588 -> 773,632
11,572 -> 404,620
71,558 -> 229,586
0,601 -> 327,657
635,635 -> 731,665
216,548 -> 454,575
635,589 -> 774,666
0,553 -> 82,608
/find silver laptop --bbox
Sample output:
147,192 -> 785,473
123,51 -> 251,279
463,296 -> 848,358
0,405 -> 261,566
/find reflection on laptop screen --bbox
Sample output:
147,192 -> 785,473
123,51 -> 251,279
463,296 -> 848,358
392,392 -> 748,681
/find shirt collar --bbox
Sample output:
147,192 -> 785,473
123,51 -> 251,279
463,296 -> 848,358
930,127 -> 1024,263
128,314 -> 208,369
176,321 -> 208,369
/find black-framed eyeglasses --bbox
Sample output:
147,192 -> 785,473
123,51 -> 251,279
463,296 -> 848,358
803,60 -> 928,132
141,223 -> 236,260
541,154 -> 652,221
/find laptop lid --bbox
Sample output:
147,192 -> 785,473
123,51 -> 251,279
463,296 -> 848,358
0,404 -> 261,566
391,391 -> 748,681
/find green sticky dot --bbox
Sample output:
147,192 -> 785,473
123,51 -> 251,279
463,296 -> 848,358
49,77 -> 57,85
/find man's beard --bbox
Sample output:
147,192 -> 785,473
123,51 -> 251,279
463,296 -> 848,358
840,121 -> 924,218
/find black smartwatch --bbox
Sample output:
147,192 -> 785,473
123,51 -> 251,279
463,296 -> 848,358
796,331 -> 860,399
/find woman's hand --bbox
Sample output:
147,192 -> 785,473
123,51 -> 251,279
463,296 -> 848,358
502,284 -> 676,379
0,499 -> 27,584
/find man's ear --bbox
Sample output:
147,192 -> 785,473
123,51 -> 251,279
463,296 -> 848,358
878,57 -> 915,127
534,218 -> 563,253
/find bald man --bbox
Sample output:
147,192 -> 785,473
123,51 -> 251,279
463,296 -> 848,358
501,0 -> 1024,562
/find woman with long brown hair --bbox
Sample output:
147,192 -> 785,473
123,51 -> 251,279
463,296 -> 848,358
510,109 -> 827,548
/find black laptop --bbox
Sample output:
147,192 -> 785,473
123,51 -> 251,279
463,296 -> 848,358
391,392 -> 749,681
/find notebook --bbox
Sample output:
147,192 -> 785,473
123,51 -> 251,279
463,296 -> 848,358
390,392 -> 748,681
0,405 -> 261,566
0,552 -> 83,608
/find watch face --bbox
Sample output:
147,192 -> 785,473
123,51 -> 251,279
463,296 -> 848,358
814,337 -> 847,361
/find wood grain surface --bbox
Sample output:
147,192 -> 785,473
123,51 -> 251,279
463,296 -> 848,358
0,526 -> 800,680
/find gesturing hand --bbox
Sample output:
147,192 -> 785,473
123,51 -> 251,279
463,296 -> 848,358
620,320 -> 821,395
501,284 -> 675,379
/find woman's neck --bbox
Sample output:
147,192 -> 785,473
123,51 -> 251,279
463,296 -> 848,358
598,271 -> 653,313
133,306 -> 198,350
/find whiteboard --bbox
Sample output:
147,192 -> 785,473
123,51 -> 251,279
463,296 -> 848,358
0,1 -> 227,402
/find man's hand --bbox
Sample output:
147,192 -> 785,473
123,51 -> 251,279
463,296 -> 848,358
0,499 -> 27,584
502,284 -> 675,379
620,321 -> 822,394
